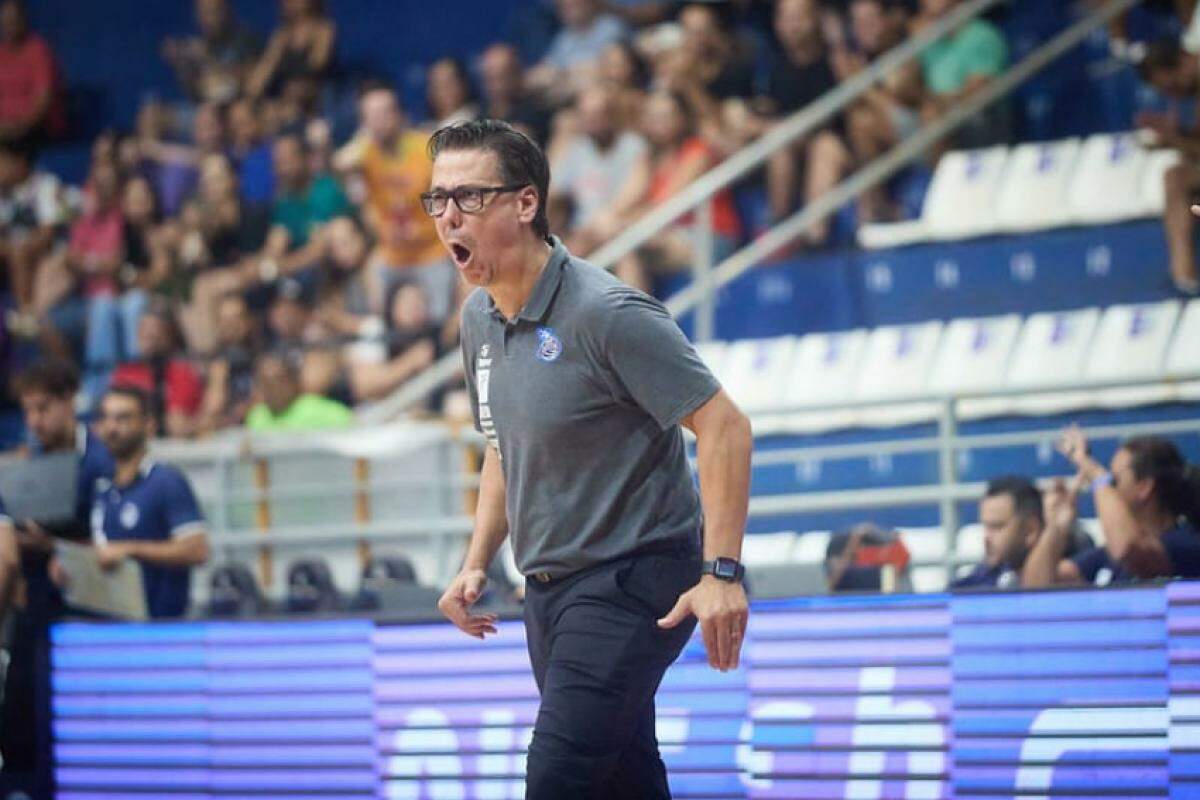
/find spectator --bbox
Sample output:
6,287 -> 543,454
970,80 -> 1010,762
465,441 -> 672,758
478,42 -> 551,144
915,0 -> 1009,149
1143,40 -> 1200,295
345,281 -> 439,404
245,350 -> 353,431
662,3 -> 757,134
161,0 -> 261,105
549,86 -> 649,255
110,303 -> 205,439
334,83 -> 456,321
314,215 -> 385,343
268,131 -> 349,282
953,476 -> 1043,589
264,275 -> 341,397
138,100 -> 227,218
0,140 -> 68,339
199,291 -> 260,432
120,174 -> 179,304
89,385 -> 210,619
613,90 -> 741,292
227,96 -> 275,206
246,0 -> 336,100
1024,429 -> 1200,588
734,0 -> 851,243
598,42 -> 651,129
427,57 -> 479,129
0,0 -> 65,147
838,0 -> 924,223
527,0 -> 628,100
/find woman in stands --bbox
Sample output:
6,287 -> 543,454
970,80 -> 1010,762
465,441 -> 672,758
246,0 -> 336,100
1023,430 -> 1200,588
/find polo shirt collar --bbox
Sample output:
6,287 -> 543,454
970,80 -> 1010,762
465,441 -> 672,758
488,237 -> 569,324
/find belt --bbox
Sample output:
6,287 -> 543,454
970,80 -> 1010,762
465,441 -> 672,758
525,537 -> 699,586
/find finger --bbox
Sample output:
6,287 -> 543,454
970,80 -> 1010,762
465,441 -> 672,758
656,594 -> 691,629
716,616 -> 733,671
701,616 -> 719,669
462,573 -> 487,604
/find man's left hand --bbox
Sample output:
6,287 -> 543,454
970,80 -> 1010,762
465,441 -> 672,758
658,576 -> 749,672
96,542 -> 135,571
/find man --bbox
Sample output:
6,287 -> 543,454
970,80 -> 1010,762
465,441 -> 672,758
550,86 -> 648,255
429,119 -> 752,798
90,386 -> 209,619
478,43 -> 551,145
953,475 -> 1043,589
244,351 -> 353,432
110,304 -> 205,439
333,82 -> 457,321
0,0 -> 64,146
528,0 -> 628,96
200,291 -> 261,432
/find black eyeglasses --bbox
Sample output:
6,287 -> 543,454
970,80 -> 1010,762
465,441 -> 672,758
420,183 -> 528,217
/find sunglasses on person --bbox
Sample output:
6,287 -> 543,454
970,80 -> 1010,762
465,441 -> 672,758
420,183 -> 528,217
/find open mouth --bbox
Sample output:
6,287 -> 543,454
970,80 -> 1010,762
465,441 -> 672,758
450,243 -> 472,266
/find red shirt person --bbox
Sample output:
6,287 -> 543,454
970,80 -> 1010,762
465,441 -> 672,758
111,307 -> 204,439
0,0 -> 65,145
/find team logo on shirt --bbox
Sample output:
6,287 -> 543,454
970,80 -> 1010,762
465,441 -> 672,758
535,327 -> 562,362
120,502 -> 140,529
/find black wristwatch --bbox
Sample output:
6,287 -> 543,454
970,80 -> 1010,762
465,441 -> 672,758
702,557 -> 745,583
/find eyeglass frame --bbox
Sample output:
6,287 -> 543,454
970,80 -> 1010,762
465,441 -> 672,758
420,183 -> 530,217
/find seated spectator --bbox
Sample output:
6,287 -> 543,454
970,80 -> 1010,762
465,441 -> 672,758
88,386 -> 210,619
662,3 -> 757,136
161,0 -> 261,105
110,303 -> 205,439
1142,40 -> 1200,295
612,90 -> 741,292
478,42 -> 551,145
915,0 -> 1009,149
0,0 -> 65,147
527,0 -> 628,102
549,86 -> 649,255
0,140 -> 68,339
265,276 -> 342,397
314,215 -> 385,342
227,97 -> 275,206
427,57 -> 478,129
120,174 -> 179,304
199,291 -> 260,432
730,0 -> 851,243
345,281 -> 439,404
954,476 -> 1043,590
825,523 -> 912,592
598,42 -> 651,130
245,350 -> 353,431
137,100 -> 227,218
838,0 -> 924,223
1024,429 -> 1200,588
266,132 -> 350,283
334,83 -> 456,321
246,0 -> 336,101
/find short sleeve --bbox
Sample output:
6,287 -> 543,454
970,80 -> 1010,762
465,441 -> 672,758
160,468 -> 206,539
964,23 -> 1007,80
596,288 -> 721,430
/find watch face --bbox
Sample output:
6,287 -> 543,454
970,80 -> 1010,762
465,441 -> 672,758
715,558 -> 738,579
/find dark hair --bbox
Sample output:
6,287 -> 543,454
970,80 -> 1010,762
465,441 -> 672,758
257,349 -> 301,380
13,360 -> 79,399
1140,38 -> 1182,82
427,118 -> 550,238
984,475 -> 1044,528
357,78 -> 398,103
274,131 -> 308,156
1121,436 -> 1200,528
428,57 -> 477,110
606,41 -> 649,90
103,384 -> 152,417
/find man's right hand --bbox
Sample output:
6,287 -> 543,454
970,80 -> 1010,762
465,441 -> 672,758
437,568 -> 498,640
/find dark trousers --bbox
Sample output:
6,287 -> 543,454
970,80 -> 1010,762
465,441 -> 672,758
523,541 -> 700,800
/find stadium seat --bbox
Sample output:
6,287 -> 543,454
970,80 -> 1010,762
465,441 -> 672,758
857,218 -> 929,250
899,526 -> 948,564
740,531 -> 798,567
207,562 -> 268,617
745,563 -> 828,599
782,330 -> 869,432
922,145 -> 1010,240
994,138 -> 1081,232
793,530 -> 832,564
926,314 -> 1023,419
1139,147 -> 1182,216
1067,133 -> 1151,225
350,555 -> 419,610
1006,307 -> 1101,414
1166,298 -> 1200,402
285,558 -> 342,613
1085,300 -> 1182,408
853,321 -> 944,426
956,524 -> 985,563
911,566 -> 948,593
721,336 -> 797,432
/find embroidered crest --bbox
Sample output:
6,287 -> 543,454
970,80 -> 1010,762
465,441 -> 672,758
120,502 -> 140,529
535,327 -> 562,362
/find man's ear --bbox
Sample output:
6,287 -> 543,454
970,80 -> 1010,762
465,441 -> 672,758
517,185 -> 539,226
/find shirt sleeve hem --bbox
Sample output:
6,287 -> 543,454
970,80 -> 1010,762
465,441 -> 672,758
656,380 -> 721,431
170,522 -> 207,540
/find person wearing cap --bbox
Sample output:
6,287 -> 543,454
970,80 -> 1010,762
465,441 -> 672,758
429,119 -> 752,799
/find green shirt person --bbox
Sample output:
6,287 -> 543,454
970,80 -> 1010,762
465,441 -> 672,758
245,352 -> 354,432
270,133 -> 351,249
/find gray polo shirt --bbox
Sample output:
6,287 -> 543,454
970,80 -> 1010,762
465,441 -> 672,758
461,238 -> 721,578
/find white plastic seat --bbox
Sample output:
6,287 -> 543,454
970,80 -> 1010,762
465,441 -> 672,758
922,146 -> 1010,240
853,321 -> 944,426
1166,298 -> 1200,402
1085,300 -> 1182,408
1139,148 -> 1182,216
955,523 -> 985,562
899,526 -> 948,564
693,340 -> 729,384
740,531 -> 798,567
722,336 -> 797,434
927,314 -> 1023,419
857,219 -> 930,250
1067,133 -> 1151,224
1006,308 -> 1102,414
782,330 -> 869,433
994,138 -> 1081,232
911,566 -> 948,593
793,530 -> 832,564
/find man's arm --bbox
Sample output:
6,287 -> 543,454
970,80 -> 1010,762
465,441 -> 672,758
438,445 -> 507,639
659,389 -> 752,672
97,531 -> 209,569
1022,478 -> 1084,588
